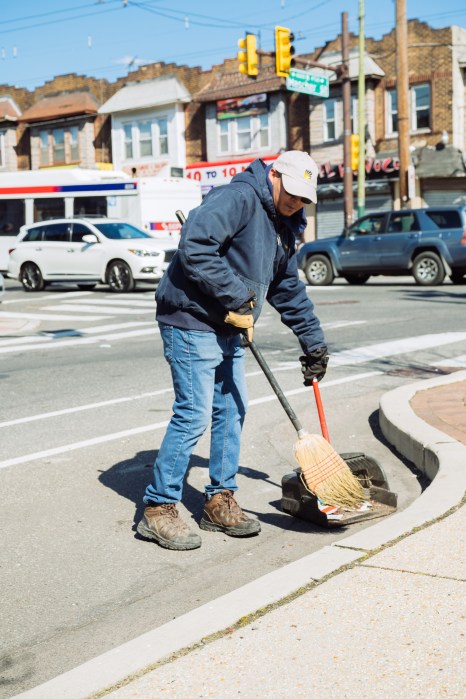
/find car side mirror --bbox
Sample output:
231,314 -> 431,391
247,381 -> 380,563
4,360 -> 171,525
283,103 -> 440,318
82,234 -> 98,244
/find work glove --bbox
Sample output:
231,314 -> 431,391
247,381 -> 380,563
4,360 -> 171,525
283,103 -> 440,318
224,291 -> 256,342
300,346 -> 329,385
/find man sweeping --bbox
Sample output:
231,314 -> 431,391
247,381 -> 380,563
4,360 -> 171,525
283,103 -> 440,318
137,150 -> 329,551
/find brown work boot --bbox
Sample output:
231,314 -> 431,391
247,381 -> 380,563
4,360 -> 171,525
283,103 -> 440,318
137,503 -> 201,550
200,490 -> 261,537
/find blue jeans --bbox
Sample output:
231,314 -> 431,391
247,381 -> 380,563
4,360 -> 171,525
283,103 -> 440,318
144,325 -> 248,505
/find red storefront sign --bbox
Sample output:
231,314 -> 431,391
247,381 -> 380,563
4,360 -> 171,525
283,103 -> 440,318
186,154 -> 279,193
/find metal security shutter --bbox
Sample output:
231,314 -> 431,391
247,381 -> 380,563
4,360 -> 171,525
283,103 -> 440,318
317,194 -> 392,240
317,199 -> 344,239
423,189 -> 466,207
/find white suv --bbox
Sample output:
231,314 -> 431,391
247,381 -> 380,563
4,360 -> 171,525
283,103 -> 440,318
8,218 -> 178,293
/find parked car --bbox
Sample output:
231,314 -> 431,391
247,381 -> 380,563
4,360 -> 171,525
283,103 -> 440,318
298,206 -> 466,286
0,271 -> 4,302
8,218 -> 178,293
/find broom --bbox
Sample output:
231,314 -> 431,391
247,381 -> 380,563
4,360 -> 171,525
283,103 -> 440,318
246,338 -> 363,508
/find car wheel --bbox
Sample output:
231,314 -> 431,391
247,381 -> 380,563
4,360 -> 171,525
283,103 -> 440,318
412,252 -> 445,286
20,262 -> 45,292
304,255 -> 334,286
77,283 -> 97,290
343,273 -> 370,285
106,260 -> 134,293
449,271 -> 465,285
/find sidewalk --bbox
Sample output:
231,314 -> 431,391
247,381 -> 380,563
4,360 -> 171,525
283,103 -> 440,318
16,371 -> 466,699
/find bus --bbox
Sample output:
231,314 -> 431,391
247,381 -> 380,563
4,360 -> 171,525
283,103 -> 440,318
0,168 -> 202,271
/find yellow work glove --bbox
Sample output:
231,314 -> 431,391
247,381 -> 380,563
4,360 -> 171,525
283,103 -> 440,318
224,293 -> 256,342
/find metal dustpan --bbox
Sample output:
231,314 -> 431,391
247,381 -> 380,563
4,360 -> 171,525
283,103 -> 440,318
280,379 -> 397,528
281,452 -> 397,528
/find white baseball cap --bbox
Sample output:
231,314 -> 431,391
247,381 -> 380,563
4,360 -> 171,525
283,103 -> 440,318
273,150 -> 319,204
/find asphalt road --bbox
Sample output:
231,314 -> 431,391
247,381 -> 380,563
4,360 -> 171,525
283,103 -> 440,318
1,275 -> 465,697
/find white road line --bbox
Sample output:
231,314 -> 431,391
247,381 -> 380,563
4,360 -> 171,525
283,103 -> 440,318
0,388 -> 173,428
331,332 -> 466,366
64,298 -> 155,308
44,304 -> 152,315
0,372 -> 379,470
0,326 -> 158,354
1,291 -> 94,305
0,420 -> 170,470
0,321 -> 153,347
80,321 -> 153,334
0,311 -> 109,321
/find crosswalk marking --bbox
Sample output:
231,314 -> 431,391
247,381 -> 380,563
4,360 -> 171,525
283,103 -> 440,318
0,325 -> 158,354
0,310 -> 109,321
44,303 -> 153,315
331,333 -> 466,366
63,298 -> 155,308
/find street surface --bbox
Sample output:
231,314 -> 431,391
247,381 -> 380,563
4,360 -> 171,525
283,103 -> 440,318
0,275 -> 465,697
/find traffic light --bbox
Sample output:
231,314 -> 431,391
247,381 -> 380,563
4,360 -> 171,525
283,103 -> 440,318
275,26 -> 295,77
350,134 -> 360,170
237,33 -> 258,77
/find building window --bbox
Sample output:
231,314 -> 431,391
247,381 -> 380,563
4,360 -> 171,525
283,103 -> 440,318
123,124 -> 133,159
412,83 -> 430,131
350,96 -> 359,134
217,113 -> 270,154
236,116 -> 253,151
53,128 -> 65,164
324,99 -> 337,141
386,83 -> 430,135
158,118 -> 168,155
39,130 -> 49,166
39,126 -> 80,166
138,121 -> 153,157
386,89 -> 398,135
122,118 -> 169,161
258,113 -> 270,148
69,126 -> 79,161
219,120 -> 230,153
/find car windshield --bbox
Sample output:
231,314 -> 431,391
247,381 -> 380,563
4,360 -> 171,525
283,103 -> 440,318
93,222 -> 151,240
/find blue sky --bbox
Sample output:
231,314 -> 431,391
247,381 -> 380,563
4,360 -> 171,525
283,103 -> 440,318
1,1 -> 465,90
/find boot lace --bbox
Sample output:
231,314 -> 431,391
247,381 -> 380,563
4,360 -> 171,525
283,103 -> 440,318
159,503 -> 178,518
222,490 -> 242,514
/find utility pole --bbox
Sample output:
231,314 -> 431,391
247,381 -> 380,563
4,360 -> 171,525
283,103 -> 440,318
341,12 -> 353,230
396,0 -> 410,207
357,0 -> 366,218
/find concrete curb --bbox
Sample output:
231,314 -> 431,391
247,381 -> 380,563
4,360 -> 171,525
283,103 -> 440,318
336,369 -> 466,551
14,371 -> 466,699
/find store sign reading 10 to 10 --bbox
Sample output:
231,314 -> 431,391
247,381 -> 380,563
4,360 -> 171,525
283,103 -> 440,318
186,156 -> 276,189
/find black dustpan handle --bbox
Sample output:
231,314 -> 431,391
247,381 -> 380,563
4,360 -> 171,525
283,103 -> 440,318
245,336 -> 305,437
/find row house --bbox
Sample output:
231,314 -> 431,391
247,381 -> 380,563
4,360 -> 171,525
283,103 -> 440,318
98,75 -> 192,178
0,19 -> 464,241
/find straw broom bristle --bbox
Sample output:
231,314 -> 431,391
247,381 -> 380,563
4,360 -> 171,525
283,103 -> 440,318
294,433 -> 364,508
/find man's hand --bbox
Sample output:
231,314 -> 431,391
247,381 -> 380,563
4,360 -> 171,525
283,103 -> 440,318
225,292 -> 256,342
299,347 -> 329,384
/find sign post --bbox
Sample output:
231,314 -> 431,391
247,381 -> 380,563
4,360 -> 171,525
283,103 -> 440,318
285,69 -> 330,97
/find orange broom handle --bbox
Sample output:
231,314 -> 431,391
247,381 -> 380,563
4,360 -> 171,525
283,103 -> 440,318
312,378 -> 330,442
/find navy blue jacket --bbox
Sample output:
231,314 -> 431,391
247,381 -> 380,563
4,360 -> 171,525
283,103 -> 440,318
155,158 -> 325,353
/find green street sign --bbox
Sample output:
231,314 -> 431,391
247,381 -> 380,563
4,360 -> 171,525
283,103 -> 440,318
286,69 -> 330,98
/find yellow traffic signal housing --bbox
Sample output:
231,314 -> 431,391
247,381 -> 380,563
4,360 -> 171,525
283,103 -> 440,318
350,133 -> 360,170
237,33 -> 258,77
275,26 -> 295,77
